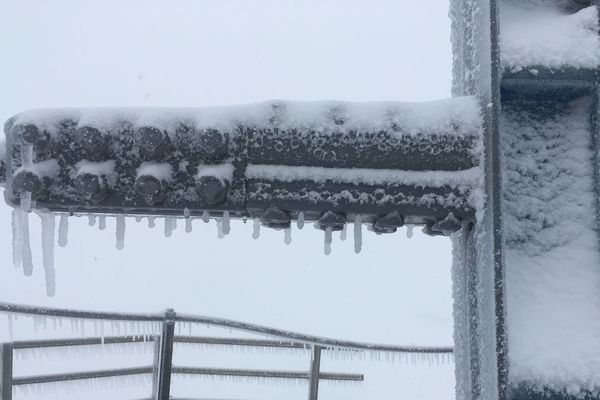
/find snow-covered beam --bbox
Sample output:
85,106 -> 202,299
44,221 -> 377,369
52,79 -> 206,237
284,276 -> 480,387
2,98 -> 482,235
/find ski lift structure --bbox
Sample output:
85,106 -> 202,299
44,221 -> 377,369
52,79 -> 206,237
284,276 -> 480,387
1,0 -> 599,399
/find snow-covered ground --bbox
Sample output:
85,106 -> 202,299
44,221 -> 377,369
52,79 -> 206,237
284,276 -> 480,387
0,1 -> 456,399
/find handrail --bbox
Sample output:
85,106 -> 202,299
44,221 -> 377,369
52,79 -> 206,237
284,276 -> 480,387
0,302 -> 453,354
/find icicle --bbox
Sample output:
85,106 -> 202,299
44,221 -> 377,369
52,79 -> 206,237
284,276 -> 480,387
222,211 -> 231,235
88,215 -> 96,226
202,210 -> 210,223
12,209 -> 22,268
354,215 -> 362,254
7,314 -> 14,341
99,215 -> 107,230
217,219 -> 225,239
148,216 -> 156,228
40,214 -> 56,297
164,217 -> 174,237
406,224 -> 414,239
185,218 -> 192,233
252,219 -> 260,239
134,216 -> 142,223
297,212 -> 305,229
324,227 -> 332,255
184,207 -> 191,218
116,216 -> 126,250
284,227 -> 292,244
58,214 -> 69,247
20,192 -> 34,276
340,224 -> 347,241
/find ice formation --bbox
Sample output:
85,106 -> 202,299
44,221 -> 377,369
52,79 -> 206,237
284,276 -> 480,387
324,227 -> 333,256
115,216 -> 126,250
252,219 -> 260,239
40,214 -> 56,297
353,216 -> 362,254
58,214 -> 69,247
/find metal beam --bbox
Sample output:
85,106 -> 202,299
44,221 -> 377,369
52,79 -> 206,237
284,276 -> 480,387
170,367 -> 362,382
308,345 -> 322,400
153,310 -> 176,400
12,367 -> 153,386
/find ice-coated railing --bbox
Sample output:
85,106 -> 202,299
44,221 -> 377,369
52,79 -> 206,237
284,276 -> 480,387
0,302 -> 453,400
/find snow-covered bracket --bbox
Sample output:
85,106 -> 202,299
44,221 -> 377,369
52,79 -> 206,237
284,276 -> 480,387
1,98 -> 483,239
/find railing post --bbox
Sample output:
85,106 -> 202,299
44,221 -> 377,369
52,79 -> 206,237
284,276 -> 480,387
307,345 -> 322,400
152,309 -> 175,400
0,343 -> 13,400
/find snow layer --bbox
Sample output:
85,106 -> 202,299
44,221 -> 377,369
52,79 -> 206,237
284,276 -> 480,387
76,160 -> 115,177
501,2 -> 600,70
197,164 -> 234,183
9,96 -> 482,138
502,98 -> 600,393
246,164 -> 481,188
136,162 -> 173,182
14,159 -> 60,178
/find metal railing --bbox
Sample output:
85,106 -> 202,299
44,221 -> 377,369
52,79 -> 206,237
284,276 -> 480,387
0,302 -> 453,400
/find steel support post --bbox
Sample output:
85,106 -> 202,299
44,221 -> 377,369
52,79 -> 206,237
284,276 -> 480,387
0,344 -> 13,400
307,345 -> 322,400
153,309 -> 176,400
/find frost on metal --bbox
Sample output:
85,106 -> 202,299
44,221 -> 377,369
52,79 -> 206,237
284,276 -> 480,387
498,0 -> 600,398
503,98 -> 600,396
2,98 -> 483,222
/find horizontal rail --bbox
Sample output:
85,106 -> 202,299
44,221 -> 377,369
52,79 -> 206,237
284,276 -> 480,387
171,367 -> 364,382
12,367 -> 153,386
0,302 -> 453,354
174,336 -> 307,349
13,336 -> 154,349
176,314 -> 453,354
0,302 -> 163,322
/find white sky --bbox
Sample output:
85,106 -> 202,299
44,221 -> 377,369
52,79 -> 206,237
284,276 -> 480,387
0,1 -> 455,398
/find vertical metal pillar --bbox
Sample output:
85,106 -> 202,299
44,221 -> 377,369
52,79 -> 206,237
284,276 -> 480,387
153,309 -> 176,400
465,227 -> 482,400
489,1 -> 509,399
307,345 -> 322,400
0,344 -> 13,400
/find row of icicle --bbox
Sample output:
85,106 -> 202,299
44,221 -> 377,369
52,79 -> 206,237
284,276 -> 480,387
12,205 -> 417,298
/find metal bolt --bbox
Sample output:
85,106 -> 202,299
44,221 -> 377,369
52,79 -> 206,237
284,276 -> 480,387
372,211 -> 404,234
317,211 -> 346,231
135,175 -> 164,205
136,126 -> 168,160
196,176 -> 230,206
260,206 -> 291,229
12,170 -> 42,197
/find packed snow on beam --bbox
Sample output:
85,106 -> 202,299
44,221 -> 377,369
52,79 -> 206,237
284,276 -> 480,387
500,0 -> 599,93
